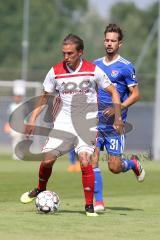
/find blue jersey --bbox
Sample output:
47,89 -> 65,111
93,56 -> 138,134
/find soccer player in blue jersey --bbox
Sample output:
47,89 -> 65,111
92,23 -> 145,212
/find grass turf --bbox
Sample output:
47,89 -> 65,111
0,154 -> 160,240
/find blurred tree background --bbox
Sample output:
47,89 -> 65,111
0,0 -> 158,101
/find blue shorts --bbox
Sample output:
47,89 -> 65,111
96,131 -> 125,156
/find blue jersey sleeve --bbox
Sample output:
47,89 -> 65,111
123,64 -> 138,87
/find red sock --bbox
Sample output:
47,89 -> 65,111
81,164 -> 94,205
38,162 -> 52,191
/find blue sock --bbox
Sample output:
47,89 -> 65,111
69,150 -> 76,164
121,158 -> 136,172
93,168 -> 103,202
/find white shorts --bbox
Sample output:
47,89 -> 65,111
42,111 -> 97,157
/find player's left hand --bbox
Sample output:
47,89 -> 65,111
113,118 -> 124,134
103,107 -> 115,116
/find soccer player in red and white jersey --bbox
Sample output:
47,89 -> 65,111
20,34 -> 123,216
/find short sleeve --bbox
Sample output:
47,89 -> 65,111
95,66 -> 111,89
43,68 -> 56,93
123,64 -> 138,87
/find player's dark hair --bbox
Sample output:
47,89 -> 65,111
63,34 -> 84,51
104,23 -> 123,41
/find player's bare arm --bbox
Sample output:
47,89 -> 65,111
121,85 -> 140,110
104,84 -> 123,134
103,86 -> 140,117
25,91 -> 50,136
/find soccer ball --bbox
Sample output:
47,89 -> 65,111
35,190 -> 60,214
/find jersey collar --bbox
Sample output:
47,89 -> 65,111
66,59 -> 83,73
103,55 -> 121,66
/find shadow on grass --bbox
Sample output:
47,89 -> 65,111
32,209 -> 85,215
58,209 -> 85,215
106,206 -> 143,211
22,207 -> 143,216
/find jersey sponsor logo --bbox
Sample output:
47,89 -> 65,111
61,79 -> 92,94
111,70 -> 119,78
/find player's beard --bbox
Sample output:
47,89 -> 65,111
105,48 -> 116,57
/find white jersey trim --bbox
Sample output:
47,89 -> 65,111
102,55 -> 121,66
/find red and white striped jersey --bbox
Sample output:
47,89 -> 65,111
43,59 -> 111,116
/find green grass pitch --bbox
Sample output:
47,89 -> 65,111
0,154 -> 160,240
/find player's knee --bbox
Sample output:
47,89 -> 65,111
91,148 -> 99,168
108,165 -> 120,173
108,156 -> 122,174
78,152 -> 90,167
43,154 -> 57,167
41,160 -> 52,168
91,155 -> 98,168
